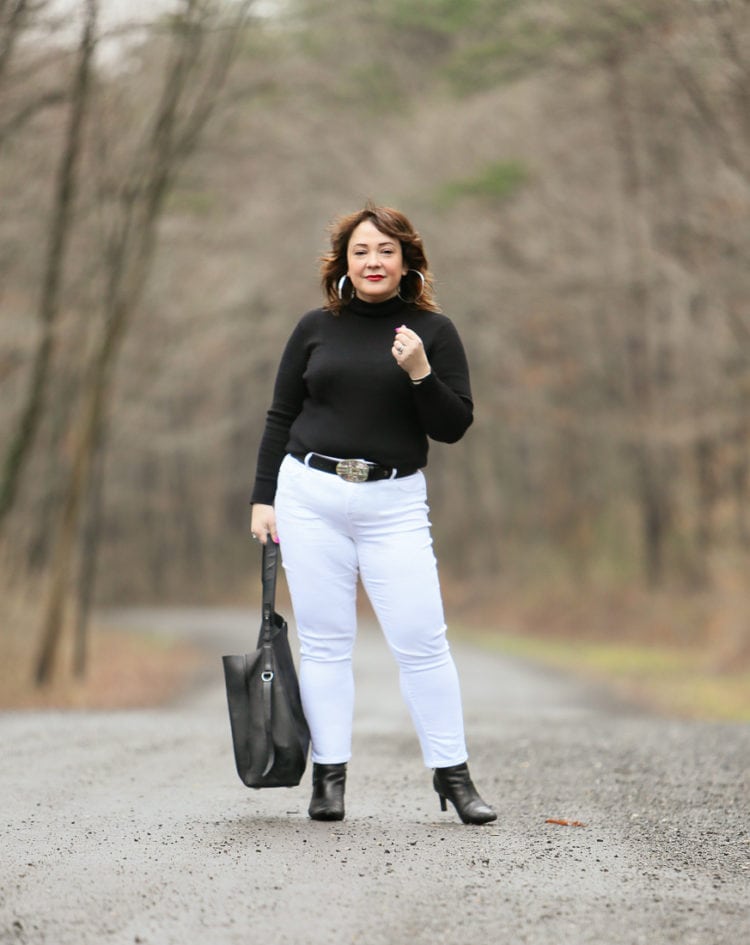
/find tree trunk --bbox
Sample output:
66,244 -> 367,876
731,422 -> 750,550
693,436 -> 718,585
632,444 -> 670,588
72,418 -> 107,677
607,45 -> 670,585
0,0 -> 96,535
0,0 -> 28,89
34,0 -> 254,683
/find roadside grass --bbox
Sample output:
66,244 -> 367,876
445,568 -> 750,723
460,627 -> 750,722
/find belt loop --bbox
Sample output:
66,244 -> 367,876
389,467 -> 398,480
303,452 -> 314,467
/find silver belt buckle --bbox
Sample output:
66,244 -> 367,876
335,458 -> 370,482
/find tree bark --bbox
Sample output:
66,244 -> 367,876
731,422 -> 750,550
607,45 -> 671,585
0,0 -> 96,535
72,417 -> 106,678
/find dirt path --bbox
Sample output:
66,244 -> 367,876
1,608 -> 748,944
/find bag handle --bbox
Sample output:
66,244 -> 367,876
258,540 -> 279,777
261,540 -> 279,632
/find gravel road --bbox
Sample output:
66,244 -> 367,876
1,608 -> 748,945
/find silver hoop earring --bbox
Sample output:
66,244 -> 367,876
397,269 -> 426,303
337,274 -> 354,301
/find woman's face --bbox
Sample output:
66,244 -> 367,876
346,219 -> 408,303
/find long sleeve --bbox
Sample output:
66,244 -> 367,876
250,320 -> 310,505
411,319 -> 473,443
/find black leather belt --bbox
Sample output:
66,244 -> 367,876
292,452 -> 418,483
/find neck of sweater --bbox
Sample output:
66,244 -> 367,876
346,295 -> 405,319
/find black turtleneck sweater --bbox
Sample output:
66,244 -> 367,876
251,295 -> 473,505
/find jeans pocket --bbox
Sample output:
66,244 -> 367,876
392,470 -> 426,496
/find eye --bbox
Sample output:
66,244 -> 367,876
381,248 -> 394,255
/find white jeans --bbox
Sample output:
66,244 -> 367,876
274,454 -> 468,768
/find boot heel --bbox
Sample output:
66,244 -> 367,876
432,763 -> 497,825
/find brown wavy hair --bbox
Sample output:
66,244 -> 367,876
320,201 -> 439,315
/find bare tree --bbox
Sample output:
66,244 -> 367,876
0,0 -> 96,533
0,2 -> 70,148
34,0 -> 254,684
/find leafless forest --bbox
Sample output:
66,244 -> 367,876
1,0 -> 749,683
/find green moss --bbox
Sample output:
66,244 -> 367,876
338,63 -> 408,114
385,0 -> 485,36
444,27 -> 560,94
435,159 -> 528,208
165,188 -> 218,218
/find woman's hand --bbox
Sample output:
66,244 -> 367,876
393,325 -> 431,381
250,504 -> 278,545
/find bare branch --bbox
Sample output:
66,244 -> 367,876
0,0 -> 29,88
0,0 -> 97,535
670,55 -> 749,180
0,88 -> 67,148
175,0 -> 255,155
710,1 -> 750,145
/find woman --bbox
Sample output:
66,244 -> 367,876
250,202 -> 495,825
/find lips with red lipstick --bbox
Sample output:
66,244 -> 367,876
365,275 -> 385,281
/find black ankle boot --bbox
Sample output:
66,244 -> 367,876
433,762 -> 497,825
308,763 -> 347,821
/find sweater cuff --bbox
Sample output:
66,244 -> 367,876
410,371 -> 437,390
250,485 -> 276,506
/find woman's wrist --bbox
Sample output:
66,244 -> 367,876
410,370 -> 432,386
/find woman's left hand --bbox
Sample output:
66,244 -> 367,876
393,325 -> 431,381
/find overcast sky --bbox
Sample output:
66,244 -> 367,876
50,0 -> 179,27
47,0 -> 278,59
42,0 -> 178,61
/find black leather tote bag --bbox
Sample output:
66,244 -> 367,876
222,541 -> 310,788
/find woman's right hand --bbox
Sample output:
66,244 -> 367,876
250,504 -> 278,545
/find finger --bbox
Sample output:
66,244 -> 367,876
395,335 -> 421,356
396,325 -> 420,343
